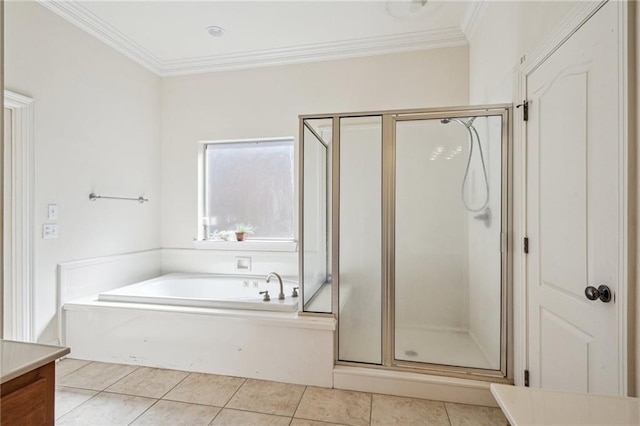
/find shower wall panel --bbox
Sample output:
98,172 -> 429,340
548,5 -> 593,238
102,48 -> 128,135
338,117 -> 382,364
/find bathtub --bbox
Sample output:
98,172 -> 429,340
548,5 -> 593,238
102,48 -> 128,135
59,254 -> 335,387
97,273 -> 299,312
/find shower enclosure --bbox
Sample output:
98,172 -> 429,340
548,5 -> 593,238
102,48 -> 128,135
299,105 -> 512,380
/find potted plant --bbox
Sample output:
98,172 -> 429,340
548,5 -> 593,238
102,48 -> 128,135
235,224 -> 254,241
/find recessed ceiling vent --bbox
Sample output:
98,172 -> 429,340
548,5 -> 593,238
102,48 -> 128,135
386,0 -> 429,18
206,26 -> 225,37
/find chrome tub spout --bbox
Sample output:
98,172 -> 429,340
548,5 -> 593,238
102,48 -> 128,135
266,272 -> 285,300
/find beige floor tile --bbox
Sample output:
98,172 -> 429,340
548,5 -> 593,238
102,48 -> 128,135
131,400 -> 221,425
290,419 -> 349,426
56,392 -> 155,426
294,387 -> 371,426
57,361 -> 138,391
371,394 -> 449,426
106,367 -> 189,398
211,408 -> 291,425
226,379 -> 306,416
55,386 -> 98,420
445,402 -> 507,426
163,373 -> 245,406
55,358 -> 91,380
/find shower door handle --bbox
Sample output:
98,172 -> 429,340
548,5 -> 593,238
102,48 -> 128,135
584,285 -> 612,303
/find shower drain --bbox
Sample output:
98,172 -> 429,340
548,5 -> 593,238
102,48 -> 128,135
404,350 -> 418,357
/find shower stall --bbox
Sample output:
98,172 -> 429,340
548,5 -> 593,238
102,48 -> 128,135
299,105 -> 512,381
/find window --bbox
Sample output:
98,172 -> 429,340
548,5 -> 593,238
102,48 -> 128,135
199,138 -> 295,242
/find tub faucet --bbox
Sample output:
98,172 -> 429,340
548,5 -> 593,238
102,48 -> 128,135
266,272 -> 285,300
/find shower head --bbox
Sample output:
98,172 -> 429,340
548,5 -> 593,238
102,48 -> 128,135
440,117 -> 475,128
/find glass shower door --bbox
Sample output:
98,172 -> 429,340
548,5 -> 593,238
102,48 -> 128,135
394,114 -> 505,372
301,118 -> 332,313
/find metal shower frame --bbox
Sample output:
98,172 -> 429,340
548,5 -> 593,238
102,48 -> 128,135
298,104 -> 513,383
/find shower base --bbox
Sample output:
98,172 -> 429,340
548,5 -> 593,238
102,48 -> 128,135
395,327 -> 497,370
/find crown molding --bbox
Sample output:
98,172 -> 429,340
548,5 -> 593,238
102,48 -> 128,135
37,0 -> 468,77
161,27 -> 468,76
461,0 -> 487,41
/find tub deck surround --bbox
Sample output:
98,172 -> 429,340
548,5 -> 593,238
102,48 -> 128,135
63,296 -> 335,387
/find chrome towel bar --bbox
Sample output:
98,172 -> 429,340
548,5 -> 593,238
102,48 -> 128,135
89,193 -> 149,203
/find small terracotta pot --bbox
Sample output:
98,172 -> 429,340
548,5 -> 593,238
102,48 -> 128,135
235,232 -> 246,241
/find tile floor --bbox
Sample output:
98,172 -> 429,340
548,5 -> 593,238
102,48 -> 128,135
55,358 -> 507,426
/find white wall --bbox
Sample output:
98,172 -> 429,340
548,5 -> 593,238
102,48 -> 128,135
160,47 -> 470,252
5,1 -> 161,343
469,1 -> 579,104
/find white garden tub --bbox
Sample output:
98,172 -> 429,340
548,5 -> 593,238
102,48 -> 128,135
97,273 -> 299,312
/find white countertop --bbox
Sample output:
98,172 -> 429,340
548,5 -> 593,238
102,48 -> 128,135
491,384 -> 640,425
1,340 -> 70,384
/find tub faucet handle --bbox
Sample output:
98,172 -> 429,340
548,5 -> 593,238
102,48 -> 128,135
259,290 -> 270,302
291,287 -> 299,297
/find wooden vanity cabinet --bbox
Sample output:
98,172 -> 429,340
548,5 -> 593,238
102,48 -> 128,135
0,361 -> 55,426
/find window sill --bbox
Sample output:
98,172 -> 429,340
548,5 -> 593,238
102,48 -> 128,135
192,239 -> 298,252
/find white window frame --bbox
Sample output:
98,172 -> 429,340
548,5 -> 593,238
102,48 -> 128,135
195,137 -> 298,252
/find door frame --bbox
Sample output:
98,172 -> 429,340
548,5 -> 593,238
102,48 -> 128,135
4,90 -> 35,342
515,0 -> 631,394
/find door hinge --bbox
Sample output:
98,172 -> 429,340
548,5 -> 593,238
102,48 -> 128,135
517,100 -> 529,121
524,370 -> 530,387
524,237 -> 529,254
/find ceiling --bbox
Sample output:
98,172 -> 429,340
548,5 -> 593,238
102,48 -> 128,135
38,0 -> 482,76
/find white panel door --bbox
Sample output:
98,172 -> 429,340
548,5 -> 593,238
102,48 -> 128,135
526,1 -> 622,396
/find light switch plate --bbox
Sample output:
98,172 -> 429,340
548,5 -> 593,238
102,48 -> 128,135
43,223 -> 58,239
47,204 -> 58,220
